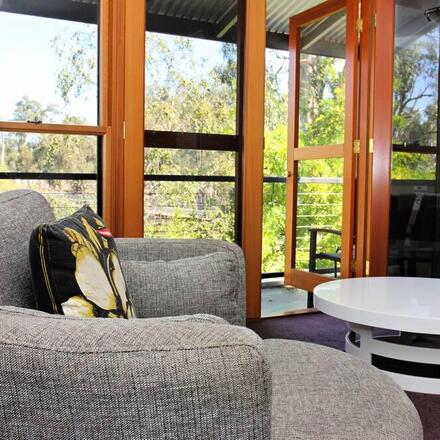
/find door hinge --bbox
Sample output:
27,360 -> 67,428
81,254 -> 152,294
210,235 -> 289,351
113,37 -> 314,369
372,13 -> 377,28
353,139 -> 360,154
355,17 -> 363,33
369,138 -> 374,153
351,260 -> 356,273
365,260 -> 370,276
122,120 -> 126,140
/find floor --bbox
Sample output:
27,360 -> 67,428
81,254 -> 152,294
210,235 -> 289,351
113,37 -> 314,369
247,313 -> 440,440
261,280 -> 308,317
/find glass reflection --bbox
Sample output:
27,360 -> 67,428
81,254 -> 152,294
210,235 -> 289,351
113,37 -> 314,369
389,1 -> 440,277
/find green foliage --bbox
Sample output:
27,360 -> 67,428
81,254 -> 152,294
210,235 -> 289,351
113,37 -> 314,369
12,96 -> 59,123
262,51 -> 345,272
51,28 -> 97,105
299,55 -> 345,147
145,34 -> 236,134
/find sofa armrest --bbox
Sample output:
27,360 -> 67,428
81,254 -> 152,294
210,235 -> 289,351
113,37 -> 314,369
0,307 -> 271,440
115,238 -> 246,325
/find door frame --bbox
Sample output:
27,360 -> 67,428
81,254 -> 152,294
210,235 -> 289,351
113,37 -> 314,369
284,0 -> 359,293
368,0 -> 394,276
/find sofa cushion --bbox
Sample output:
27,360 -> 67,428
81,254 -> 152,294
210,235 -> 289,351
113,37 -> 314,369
0,190 -> 56,308
264,339 -> 423,440
121,252 -> 241,324
29,205 -> 135,319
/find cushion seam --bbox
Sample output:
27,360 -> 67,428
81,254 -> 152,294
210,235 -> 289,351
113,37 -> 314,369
0,340 -> 263,355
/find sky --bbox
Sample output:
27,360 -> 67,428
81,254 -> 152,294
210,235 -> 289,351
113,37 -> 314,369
0,10 -> 232,127
0,11 -> 98,124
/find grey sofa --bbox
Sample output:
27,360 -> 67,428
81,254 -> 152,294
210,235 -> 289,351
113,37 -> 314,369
0,190 -> 422,439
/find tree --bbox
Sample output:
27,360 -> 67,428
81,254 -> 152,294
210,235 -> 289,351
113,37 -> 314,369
391,30 -> 439,180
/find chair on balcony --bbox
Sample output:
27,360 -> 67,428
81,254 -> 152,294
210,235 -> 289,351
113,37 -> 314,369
307,227 -> 341,307
388,192 -> 440,277
0,190 -> 422,439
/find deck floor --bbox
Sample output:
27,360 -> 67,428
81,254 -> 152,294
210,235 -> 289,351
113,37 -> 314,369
261,284 -> 308,317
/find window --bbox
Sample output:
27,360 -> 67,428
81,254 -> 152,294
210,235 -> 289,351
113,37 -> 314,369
0,1 -> 102,217
263,47 -> 289,274
388,1 -> 440,277
144,0 -> 243,242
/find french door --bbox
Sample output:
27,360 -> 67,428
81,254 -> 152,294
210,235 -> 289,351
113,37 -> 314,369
284,0 -> 359,297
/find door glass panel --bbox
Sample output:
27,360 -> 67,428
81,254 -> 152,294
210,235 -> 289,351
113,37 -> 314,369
0,2 -> 99,125
295,158 -> 343,276
298,11 -> 346,147
389,1 -> 440,278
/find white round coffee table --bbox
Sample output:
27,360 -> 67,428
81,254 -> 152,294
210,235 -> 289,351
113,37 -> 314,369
314,277 -> 440,394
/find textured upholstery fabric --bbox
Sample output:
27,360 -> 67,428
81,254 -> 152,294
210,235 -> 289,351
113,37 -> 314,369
0,190 -> 423,440
121,252 -> 242,325
0,306 -> 229,325
117,238 -> 246,325
265,339 -> 423,440
0,307 -> 272,440
0,190 -> 55,308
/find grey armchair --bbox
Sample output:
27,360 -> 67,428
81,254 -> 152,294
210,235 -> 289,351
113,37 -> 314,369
0,190 -> 422,439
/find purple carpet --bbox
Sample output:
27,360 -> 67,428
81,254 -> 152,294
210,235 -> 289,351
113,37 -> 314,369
247,313 -> 440,440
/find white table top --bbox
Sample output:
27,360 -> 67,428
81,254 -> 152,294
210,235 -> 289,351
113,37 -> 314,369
314,277 -> 440,334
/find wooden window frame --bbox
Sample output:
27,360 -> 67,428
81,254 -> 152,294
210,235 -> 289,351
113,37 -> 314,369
102,0 -> 145,237
0,1 -> 110,219
242,0 -> 266,319
0,0 -> 146,238
0,0 -> 268,320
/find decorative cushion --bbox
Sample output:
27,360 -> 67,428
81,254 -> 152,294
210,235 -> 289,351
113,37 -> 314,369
29,205 -> 135,319
120,252 -> 241,323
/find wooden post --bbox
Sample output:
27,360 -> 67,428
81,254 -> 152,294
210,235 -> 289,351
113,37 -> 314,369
369,0 -> 394,276
242,0 -> 266,319
101,0 -> 125,235
122,0 -> 145,237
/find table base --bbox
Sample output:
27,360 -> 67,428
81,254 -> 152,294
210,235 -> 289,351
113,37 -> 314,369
345,322 -> 440,395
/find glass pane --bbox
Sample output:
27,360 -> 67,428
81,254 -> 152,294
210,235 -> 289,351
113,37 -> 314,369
0,2 -> 98,125
144,181 -> 234,240
295,158 -> 343,274
262,48 -> 289,275
262,182 -> 286,273
392,152 -> 436,180
0,132 -> 97,173
145,0 -> 238,134
0,180 -> 97,219
298,11 -> 346,147
145,148 -> 235,176
389,1 -> 440,278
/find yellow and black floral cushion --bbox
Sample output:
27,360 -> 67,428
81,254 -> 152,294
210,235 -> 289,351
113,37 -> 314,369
29,206 -> 135,319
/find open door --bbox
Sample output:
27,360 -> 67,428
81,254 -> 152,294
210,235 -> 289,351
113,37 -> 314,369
284,0 -> 358,302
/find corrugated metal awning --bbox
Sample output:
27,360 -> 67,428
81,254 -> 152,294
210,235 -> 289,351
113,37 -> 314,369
1,0 -> 434,56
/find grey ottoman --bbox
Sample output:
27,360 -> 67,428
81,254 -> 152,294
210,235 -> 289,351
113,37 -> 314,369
265,339 -> 423,440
